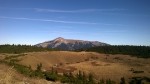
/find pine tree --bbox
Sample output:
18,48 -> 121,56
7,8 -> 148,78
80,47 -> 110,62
120,77 -> 126,84
88,73 -> 95,84
37,63 -> 42,71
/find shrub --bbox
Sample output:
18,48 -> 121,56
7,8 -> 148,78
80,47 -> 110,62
120,77 -> 126,84
98,79 -> 105,84
44,71 -> 58,81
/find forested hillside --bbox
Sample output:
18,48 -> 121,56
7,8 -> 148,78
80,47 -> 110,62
1,44 -> 150,58
0,44 -> 56,54
78,45 -> 150,58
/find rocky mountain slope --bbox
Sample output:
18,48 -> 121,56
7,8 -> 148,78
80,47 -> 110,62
35,37 -> 109,50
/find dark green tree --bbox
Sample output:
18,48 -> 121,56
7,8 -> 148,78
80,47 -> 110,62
37,63 -> 42,71
120,77 -> 126,84
98,79 -> 105,84
88,73 -> 95,84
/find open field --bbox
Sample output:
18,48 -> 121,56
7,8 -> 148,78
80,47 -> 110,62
0,64 -> 61,84
0,53 -> 61,84
0,51 -> 150,83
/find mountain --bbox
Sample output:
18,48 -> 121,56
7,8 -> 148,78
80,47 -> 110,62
35,37 -> 109,50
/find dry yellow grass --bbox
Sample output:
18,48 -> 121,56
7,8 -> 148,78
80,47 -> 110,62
18,51 -> 92,70
17,51 -> 150,82
1,51 -> 150,83
0,64 -> 61,84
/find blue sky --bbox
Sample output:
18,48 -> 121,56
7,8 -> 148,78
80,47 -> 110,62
0,0 -> 150,45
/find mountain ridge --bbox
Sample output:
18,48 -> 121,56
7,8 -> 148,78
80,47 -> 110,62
35,37 -> 109,50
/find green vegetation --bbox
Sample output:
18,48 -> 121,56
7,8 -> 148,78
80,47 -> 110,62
61,71 -> 96,84
0,54 -> 44,78
0,44 -> 56,54
0,53 -> 118,84
0,44 -> 150,83
129,77 -> 150,84
1,44 -> 149,58
1,56 -> 150,84
105,79 -> 116,84
78,45 -> 150,58
98,79 -> 105,84
0,59 -> 44,78
4,54 -> 26,61
120,77 -> 126,84
44,69 -> 59,82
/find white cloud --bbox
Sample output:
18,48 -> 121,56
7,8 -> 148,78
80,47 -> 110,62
35,8 -> 126,13
101,30 -> 127,33
98,23 -> 127,26
50,31 -> 82,34
0,16 -> 97,24
0,7 -> 126,13
0,16 -> 126,26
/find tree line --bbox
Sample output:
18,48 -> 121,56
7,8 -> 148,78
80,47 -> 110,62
1,44 -> 150,58
0,44 -> 56,53
77,45 -> 150,58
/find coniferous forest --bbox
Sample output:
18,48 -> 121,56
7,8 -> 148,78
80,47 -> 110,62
77,45 -> 150,58
1,44 -> 150,58
0,44 -> 56,54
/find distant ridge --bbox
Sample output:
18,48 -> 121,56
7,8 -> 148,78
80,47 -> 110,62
35,37 -> 109,50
